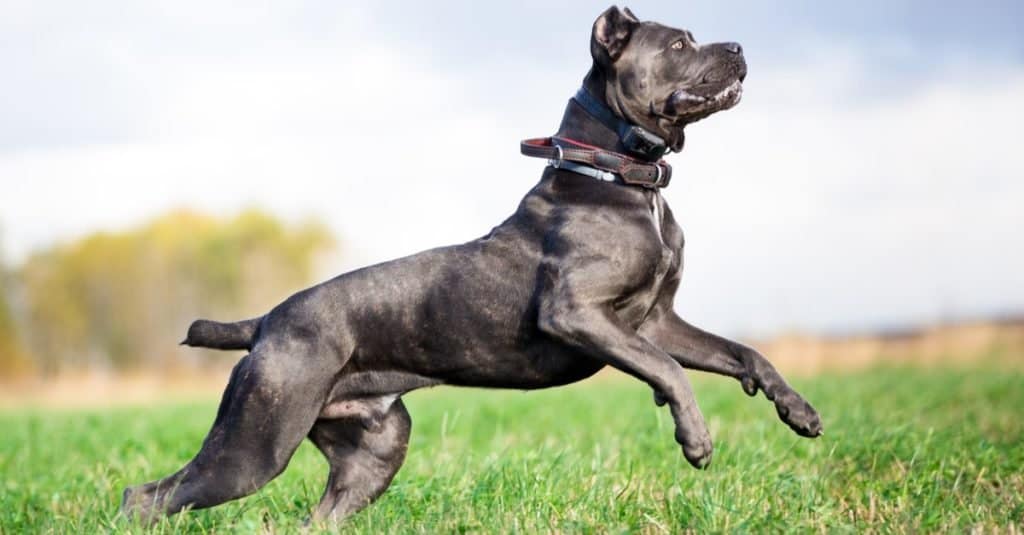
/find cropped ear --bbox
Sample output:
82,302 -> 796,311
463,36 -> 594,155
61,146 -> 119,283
590,6 -> 639,65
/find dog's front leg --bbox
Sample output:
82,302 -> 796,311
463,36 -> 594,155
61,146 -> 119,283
639,309 -> 823,438
538,289 -> 713,468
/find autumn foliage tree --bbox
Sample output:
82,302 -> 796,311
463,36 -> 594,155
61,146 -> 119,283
1,209 -> 334,376
0,270 -> 30,377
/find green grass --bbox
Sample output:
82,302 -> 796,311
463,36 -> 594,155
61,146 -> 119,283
1,367 -> 1022,533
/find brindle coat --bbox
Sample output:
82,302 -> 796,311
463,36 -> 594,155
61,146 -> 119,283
122,6 -> 822,524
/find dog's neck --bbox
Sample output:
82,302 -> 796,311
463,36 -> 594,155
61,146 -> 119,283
554,71 -> 619,151
555,68 -> 662,163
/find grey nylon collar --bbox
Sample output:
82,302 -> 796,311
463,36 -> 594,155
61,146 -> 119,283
549,159 -> 617,183
573,87 -> 669,160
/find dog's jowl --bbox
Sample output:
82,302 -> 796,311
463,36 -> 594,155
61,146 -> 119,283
122,6 -> 821,524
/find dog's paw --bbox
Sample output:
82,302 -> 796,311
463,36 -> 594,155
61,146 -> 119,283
681,438 -> 713,469
774,391 -> 823,438
120,485 -> 160,525
675,428 -> 713,469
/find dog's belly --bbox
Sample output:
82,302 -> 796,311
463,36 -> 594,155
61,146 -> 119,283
346,308 -> 608,392
435,340 -> 608,390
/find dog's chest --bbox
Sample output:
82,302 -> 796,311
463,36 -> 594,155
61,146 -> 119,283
615,193 -> 680,324
648,208 -> 683,319
649,192 -> 679,270
650,193 -> 664,241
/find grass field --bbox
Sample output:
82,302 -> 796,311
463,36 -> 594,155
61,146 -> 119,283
1,366 -> 1022,533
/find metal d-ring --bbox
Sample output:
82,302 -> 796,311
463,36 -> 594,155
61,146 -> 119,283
550,145 -> 564,168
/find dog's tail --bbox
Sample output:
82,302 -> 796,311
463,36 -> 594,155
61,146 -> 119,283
181,317 -> 261,351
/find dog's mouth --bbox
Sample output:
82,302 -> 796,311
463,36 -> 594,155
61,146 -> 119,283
659,78 -> 744,124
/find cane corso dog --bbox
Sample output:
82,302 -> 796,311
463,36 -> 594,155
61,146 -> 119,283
122,6 -> 821,523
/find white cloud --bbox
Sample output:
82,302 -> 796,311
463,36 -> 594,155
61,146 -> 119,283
0,18 -> 544,269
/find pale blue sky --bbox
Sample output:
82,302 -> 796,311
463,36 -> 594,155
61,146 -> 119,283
2,1 -> 1022,336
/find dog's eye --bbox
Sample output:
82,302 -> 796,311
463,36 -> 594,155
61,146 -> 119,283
671,40 -> 684,50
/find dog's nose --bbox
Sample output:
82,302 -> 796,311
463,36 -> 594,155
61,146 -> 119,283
724,42 -> 743,55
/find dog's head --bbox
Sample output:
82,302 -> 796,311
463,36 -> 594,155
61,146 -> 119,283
590,6 -> 747,151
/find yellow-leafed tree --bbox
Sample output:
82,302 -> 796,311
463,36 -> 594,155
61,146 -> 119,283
0,271 -> 31,376
14,209 -> 334,375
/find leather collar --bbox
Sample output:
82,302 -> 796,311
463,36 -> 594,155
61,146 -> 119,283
520,136 -> 672,189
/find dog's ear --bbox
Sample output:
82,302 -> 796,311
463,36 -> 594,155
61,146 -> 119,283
591,6 -> 639,65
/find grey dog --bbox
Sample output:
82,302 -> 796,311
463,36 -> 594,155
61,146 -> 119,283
122,6 -> 822,524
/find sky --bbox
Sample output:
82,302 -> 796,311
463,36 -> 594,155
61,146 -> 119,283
1,1 -> 1022,337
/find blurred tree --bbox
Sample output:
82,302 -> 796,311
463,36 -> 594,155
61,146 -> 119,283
13,209 -> 334,375
0,267 -> 32,376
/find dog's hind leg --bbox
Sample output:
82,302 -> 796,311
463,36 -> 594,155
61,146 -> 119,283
307,397 -> 411,523
121,347 -> 328,522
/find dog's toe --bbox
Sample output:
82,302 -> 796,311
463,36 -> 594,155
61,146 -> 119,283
741,376 -> 758,396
